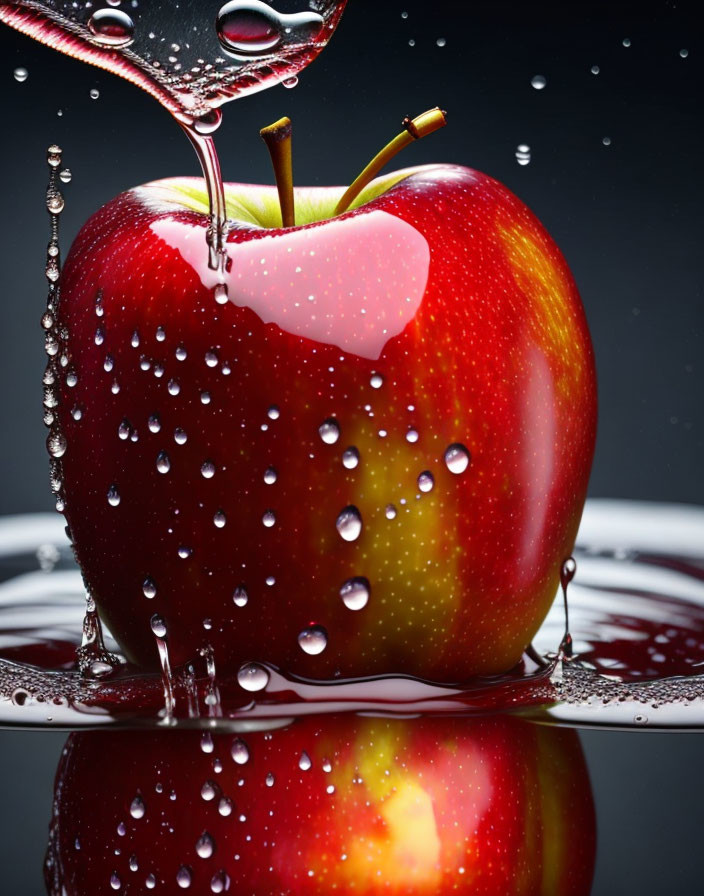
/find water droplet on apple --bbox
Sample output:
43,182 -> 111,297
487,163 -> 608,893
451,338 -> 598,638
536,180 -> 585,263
117,420 -> 131,441
231,738 -> 250,765
211,871 -> 230,892
263,466 -> 277,485
148,415 -> 161,434
342,447 -> 359,469
267,405 -> 280,420
201,461 -> 216,479
150,614 -> 167,638
201,391 -> 212,405
110,872 -> 121,890
168,379 -> 181,396
214,283 -> 229,305
13,66 -> 28,83
156,326 -> 166,342
140,356 -> 151,371
129,795 -> 145,819
319,418 -> 340,444
216,0 -> 323,59
47,429 -> 67,458
265,772 -> 275,786
262,510 -> 276,528
88,8 -> 135,48
444,443 -> 471,474
218,797 -> 233,816
205,350 -> 219,368
385,504 -> 397,520
201,781 -> 217,801
336,505 -> 363,542
176,865 -> 192,888
406,429 -> 419,444
146,874 -> 156,889
233,585 -> 248,607
298,624 -> 328,655
322,759 -> 332,772
370,373 -> 384,389
237,663 -> 269,692
298,751 -> 312,771
282,75 -> 298,88
156,451 -> 171,474
340,577 -> 370,610
214,510 -> 227,528
417,471 -> 435,493
107,485 -> 121,507
143,578 -> 157,599
174,428 -> 188,445
176,345 -> 188,361
129,856 -> 138,872
266,575 -> 276,586
178,546 -> 193,559
94,327 -> 104,346
516,144 -> 531,166
531,74 -> 547,89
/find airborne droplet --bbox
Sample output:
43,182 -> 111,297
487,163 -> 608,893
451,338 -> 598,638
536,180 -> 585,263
233,585 -> 248,607
150,614 -> 167,638
129,795 -> 146,819
88,8 -> 135,48
107,484 -> 121,507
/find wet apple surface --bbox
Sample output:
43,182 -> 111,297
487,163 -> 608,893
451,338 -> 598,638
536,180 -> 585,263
52,163 -> 597,681
44,715 -> 596,895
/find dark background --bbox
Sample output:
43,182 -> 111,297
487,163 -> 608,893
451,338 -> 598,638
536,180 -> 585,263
0,1 -> 702,893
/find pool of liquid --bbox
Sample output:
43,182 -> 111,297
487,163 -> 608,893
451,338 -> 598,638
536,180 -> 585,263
1,498 -> 703,731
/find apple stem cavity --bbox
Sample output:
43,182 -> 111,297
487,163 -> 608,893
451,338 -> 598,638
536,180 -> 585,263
334,107 -> 448,216
260,116 -> 296,228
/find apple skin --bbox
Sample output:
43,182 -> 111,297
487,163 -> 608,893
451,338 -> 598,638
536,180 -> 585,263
45,715 -> 596,895
52,163 -> 597,680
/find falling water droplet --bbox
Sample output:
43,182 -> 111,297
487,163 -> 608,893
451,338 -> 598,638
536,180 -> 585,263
340,577 -> 370,611
201,781 -> 218,801
298,624 -> 328,655
265,772 -> 275,787
214,510 -> 227,528
680,48 -> 689,58
385,504 -> 397,520
176,866 -> 192,889
516,144 -> 531,166
107,484 -> 121,507
216,0 -> 323,58
370,373 -> 384,389
282,75 -> 298,88
214,283 -> 229,305
342,447 -> 360,469
88,8 -> 135,48
13,66 -> 28,82
201,460 -> 216,479
319,418 -> 340,444
237,663 -> 269,692
267,405 -> 280,420
146,874 -> 156,890
417,471 -> 435,493
602,136 -> 612,146
205,350 -> 219,368
591,64 -> 600,74
444,443 -> 471,474
47,430 -> 67,458
233,585 -> 249,607
59,168 -> 72,183
168,379 -> 180,396
622,37 -> 631,47
174,428 -> 188,445
405,429 -> 419,444
211,871 -> 231,893
178,546 -> 193,559
231,737 -> 250,764
90,88 -> 100,99
110,873 -> 121,890
531,74 -> 547,89
298,751 -> 312,771
218,797 -> 233,816
156,451 -> 171,474
262,510 -> 276,528
263,466 -> 277,484
436,37 -> 446,47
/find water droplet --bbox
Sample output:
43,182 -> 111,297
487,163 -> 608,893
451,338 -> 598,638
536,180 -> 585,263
342,447 -> 359,469
436,37 -> 446,47
129,795 -> 145,819
282,75 -> 298,88
150,614 -> 167,638
110,872 -> 121,890
531,74 -> 547,90
265,772 -> 275,787
47,430 -> 67,458
59,168 -> 72,183
370,373 -> 384,389
211,871 -> 231,893
385,504 -> 397,520
214,283 -> 229,305
417,471 -> 435,493
201,391 -> 212,405
298,751 -> 312,771
322,759 -> 332,773
13,66 -> 28,83
205,350 -> 219,368
88,8 -> 135,48
117,821 -> 126,837
141,577 -> 157,600
131,331 -> 140,348
90,88 -> 100,99
680,48 -> 689,58
146,874 -> 156,890
602,136 -> 612,146
176,866 -> 192,888
265,575 -> 275,587
237,663 -> 269,692
107,484 -> 121,507
47,144 -> 62,168
622,37 -> 631,47
444,443 -> 471,474
267,405 -> 280,420
174,428 -> 188,445
233,585 -> 248,607
47,193 -> 65,215
200,732 -> 214,753
218,797 -> 233,816
319,418 -> 340,444
178,546 -> 193,559
231,737 -> 250,764
129,855 -> 138,872
298,624 -> 328,655
148,414 -> 161,433
156,326 -> 166,342
214,510 -> 227,528
405,429 -> 419,444
216,0 -> 323,58
340,577 -> 370,611
104,355 -> 114,372
336,505 -> 363,542
201,461 -> 216,479
516,144 -> 531,166
167,379 -> 180,396
201,781 -> 217,801
262,510 -> 276,528
263,466 -> 277,485
591,64 -> 600,74
156,451 -> 171,474
176,344 -> 188,361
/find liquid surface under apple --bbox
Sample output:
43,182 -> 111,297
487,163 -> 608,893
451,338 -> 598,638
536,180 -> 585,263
1,499 -> 703,731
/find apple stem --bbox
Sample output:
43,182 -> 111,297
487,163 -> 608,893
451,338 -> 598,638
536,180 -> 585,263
334,108 -> 448,216
260,117 -> 296,228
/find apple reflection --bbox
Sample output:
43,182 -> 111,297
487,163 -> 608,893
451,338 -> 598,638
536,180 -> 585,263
45,715 -> 595,894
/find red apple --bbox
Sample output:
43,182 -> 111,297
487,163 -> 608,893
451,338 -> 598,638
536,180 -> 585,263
50,162 -> 597,681
45,715 -> 596,894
